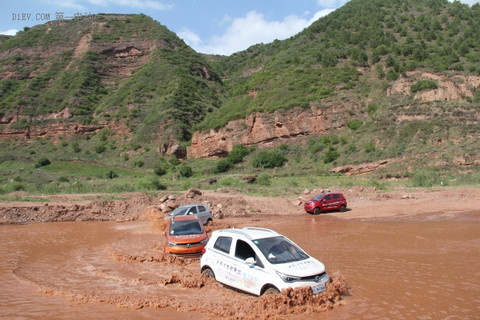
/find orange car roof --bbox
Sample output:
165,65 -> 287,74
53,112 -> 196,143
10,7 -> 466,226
171,215 -> 201,222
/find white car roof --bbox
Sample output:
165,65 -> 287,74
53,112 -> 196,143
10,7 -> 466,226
215,227 -> 281,240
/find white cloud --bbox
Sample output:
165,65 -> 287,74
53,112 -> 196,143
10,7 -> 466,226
185,9 -> 336,56
310,9 -> 336,23
0,29 -> 18,36
178,28 -> 201,47
219,14 -> 232,26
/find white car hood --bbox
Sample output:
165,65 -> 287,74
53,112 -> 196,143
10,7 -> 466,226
272,257 -> 325,277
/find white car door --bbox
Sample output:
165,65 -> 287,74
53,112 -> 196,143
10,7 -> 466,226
231,239 -> 269,295
210,236 -> 233,284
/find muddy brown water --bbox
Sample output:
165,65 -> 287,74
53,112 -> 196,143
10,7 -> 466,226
1,212 -> 479,319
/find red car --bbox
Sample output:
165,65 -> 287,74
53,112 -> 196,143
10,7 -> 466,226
304,192 -> 347,214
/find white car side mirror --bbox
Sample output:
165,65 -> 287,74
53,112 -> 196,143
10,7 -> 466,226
245,257 -> 256,268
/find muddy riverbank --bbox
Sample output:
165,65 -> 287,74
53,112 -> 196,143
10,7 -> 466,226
1,186 -> 479,319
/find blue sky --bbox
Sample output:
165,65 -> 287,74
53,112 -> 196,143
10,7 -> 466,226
1,0 -> 479,56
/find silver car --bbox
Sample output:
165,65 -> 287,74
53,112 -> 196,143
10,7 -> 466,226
165,204 -> 213,225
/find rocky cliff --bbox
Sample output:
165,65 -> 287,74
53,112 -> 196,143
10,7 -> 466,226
188,107 -> 344,158
188,72 -> 480,159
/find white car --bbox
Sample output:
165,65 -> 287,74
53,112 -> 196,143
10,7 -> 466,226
200,227 -> 330,296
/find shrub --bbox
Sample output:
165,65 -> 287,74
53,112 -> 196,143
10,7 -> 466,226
386,69 -> 399,80
215,159 -> 232,173
367,103 -> 379,115
72,142 -> 81,153
227,144 -> 250,164
34,157 -> 51,168
324,150 -> 340,163
252,150 -> 287,169
217,177 -> 242,188
134,160 -> 144,168
95,145 -> 106,154
347,119 -> 362,131
139,177 -> 166,190
154,166 -> 167,176
410,169 -> 442,187
179,164 -> 193,177
58,176 -> 69,182
411,80 -> 438,93
169,157 -> 180,166
105,170 -> 118,179
307,138 -> 325,154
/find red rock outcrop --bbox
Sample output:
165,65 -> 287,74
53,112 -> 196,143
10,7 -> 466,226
387,71 -> 480,101
187,108 -> 343,158
0,113 -> 130,143
330,159 -> 394,175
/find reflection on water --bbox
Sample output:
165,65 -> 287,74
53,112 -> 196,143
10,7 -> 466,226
1,213 -> 479,319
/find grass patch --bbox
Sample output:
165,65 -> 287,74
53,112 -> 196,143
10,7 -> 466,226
42,161 -> 146,178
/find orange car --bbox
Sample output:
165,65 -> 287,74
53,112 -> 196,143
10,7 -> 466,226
163,215 -> 209,256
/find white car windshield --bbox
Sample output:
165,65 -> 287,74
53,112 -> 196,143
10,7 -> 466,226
253,236 -> 309,264
170,220 -> 203,235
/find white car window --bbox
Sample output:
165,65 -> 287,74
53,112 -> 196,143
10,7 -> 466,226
235,240 -> 264,268
214,236 -> 232,254
254,236 -> 309,264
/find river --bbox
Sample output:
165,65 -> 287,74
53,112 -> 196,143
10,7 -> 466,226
1,212 -> 479,319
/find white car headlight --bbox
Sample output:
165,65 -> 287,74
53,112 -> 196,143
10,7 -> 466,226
167,241 -> 176,247
277,271 -> 301,283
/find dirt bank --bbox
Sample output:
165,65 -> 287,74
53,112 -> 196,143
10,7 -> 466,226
1,186 -> 479,225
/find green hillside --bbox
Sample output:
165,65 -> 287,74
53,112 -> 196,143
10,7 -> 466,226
0,0 -> 479,197
0,14 -> 223,143
199,0 -> 480,130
